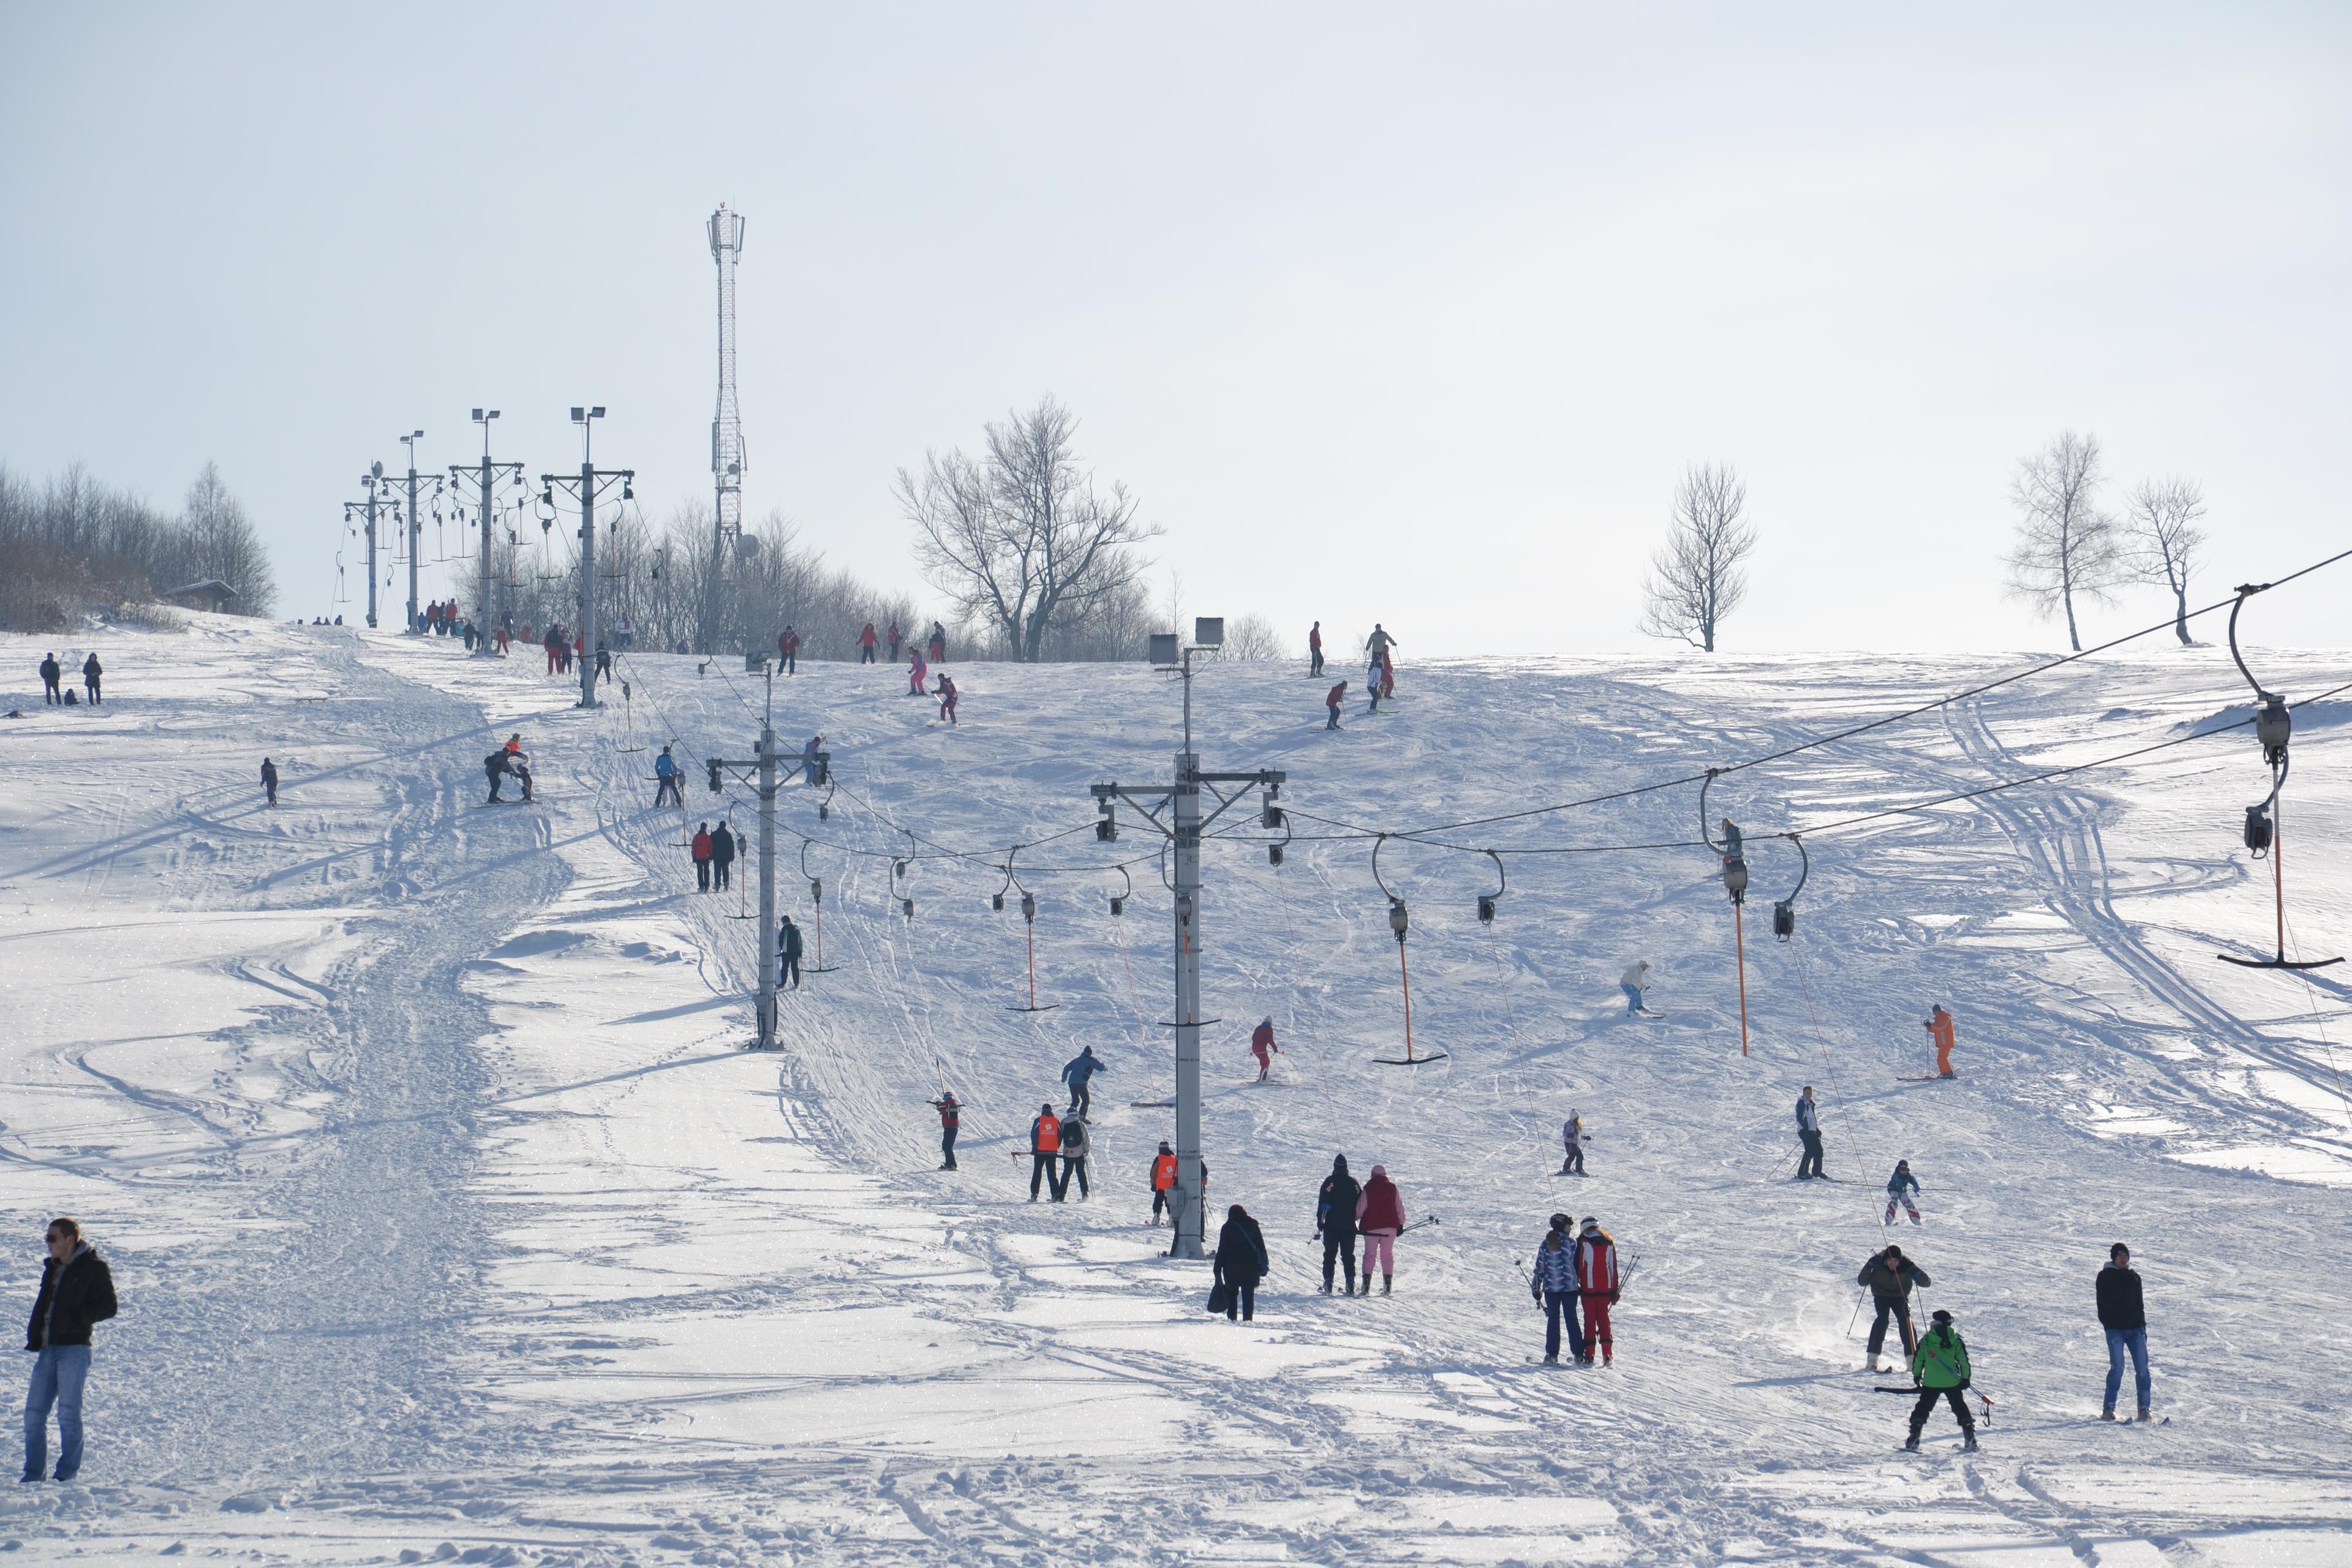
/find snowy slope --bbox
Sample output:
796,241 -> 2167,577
2,619 -> 2350,1566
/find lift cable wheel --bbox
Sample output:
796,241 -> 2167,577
2219,581 -> 2341,969
1371,834 -> 1447,1066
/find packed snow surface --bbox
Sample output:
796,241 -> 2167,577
3,619 -> 2350,1566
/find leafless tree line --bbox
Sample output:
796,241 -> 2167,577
2004,431 -> 2205,650
0,461 -> 278,631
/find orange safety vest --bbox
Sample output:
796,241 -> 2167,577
1152,1153 -> 1177,1191
1033,1114 -> 1061,1154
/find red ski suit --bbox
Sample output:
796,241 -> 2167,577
1574,1230 -> 1620,1358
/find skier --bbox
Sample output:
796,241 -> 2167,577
1057,1110 -> 1091,1200
710,821 -> 736,892
777,625 -> 800,675
21,1216 -> 117,1483
1365,623 -> 1398,665
1061,1046 -> 1107,1116
614,611 -> 634,648
1574,1216 -> 1621,1365
927,622 -> 946,663
930,1091 -> 960,1170
886,622 -> 902,662
908,647 -> 929,697
1028,1103 -> 1063,1202
2097,1242 -> 2152,1421
1365,661 -> 1382,715
1885,1159 -> 1921,1226
261,757 -> 278,807
1213,1204 -> 1269,1323
859,621 -> 878,665
484,747 -> 530,804
691,823 -> 714,892
1795,1086 -> 1826,1179
936,673 -> 959,725
1324,680 -> 1348,730
1903,1309 -> 1978,1452
654,745 -> 684,807
494,624 -> 510,655
39,652 -> 60,704
1314,1154 -> 1361,1295
1250,1017 -> 1280,1081
1354,1163 -> 1406,1295
545,625 -> 564,675
1560,1111 -> 1586,1176
461,621 -> 476,652
1308,621 -> 1324,677
1858,1243 -> 1928,1373
1532,1213 -> 1586,1364
1925,1005 -> 1958,1078
1620,960 -> 1651,1014
777,915 -> 804,990
81,652 -> 102,704
1150,1141 -> 1178,1226
595,645 -> 612,683
1378,646 -> 1395,700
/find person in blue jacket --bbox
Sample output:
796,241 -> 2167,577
1885,1159 -> 1921,1226
654,744 -> 684,807
1061,1046 -> 1108,1115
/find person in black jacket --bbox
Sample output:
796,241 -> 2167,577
39,653 -> 61,704
81,652 -> 102,705
1314,1155 -> 1362,1295
22,1217 -> 116,1483
1857,1244 -> 1929,1373
710,821 -> 736,892
261,757 -> 279,807
2097,1242 -> 2152,1420
1214,1204 -> 1268,1322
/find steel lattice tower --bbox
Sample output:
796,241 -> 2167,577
705,203 -> 747,652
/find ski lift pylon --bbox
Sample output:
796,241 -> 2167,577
1370,834 -> 1446,1066
2219,582 -> 2340,969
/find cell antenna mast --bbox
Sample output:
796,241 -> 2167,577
704,203 -> 747,656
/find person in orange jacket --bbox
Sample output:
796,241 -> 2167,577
1030,1104 -> 1063,1202
1925,1005 -> 1958,1078
1150,1141 -> 1177,1226
690,823 -> 714,892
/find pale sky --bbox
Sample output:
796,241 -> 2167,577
4,4 -> 2346,654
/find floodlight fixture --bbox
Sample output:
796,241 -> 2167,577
1193,617 -> 1224,647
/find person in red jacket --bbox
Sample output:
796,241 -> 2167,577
690,823 -> 714,893
1250,1017 -> 1280,1081
1324,680 -> 1348,731
929,1091 -> 959,1170
1574,1218 -> 1621,1365
777,625 -> 800,676
1308,620 -> 1324,676
936,673 -> 959,725
1150,1141 -> 1177,1226
1354,1164 -> 1406,1295
859,622 -> 878,665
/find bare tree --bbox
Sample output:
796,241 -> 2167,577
899,397 -> 1162,662
2004,431 -> 2120,652
1218,613 -> 1284,660
2123,477 -> 2206,646
1637,462 -> 1757,652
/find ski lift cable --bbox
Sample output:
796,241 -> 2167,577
2278,903 -> 2352,1133
1313,543 -> 2352,843
1788,939 -> 1895,1238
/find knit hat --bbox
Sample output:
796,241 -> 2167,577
1580,1218 -> 1599,1233
1930,1308 -> 1953,1325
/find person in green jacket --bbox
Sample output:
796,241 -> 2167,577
1904,1308 -> 1978,1452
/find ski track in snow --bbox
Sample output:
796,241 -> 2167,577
2,623 -> 2350,1566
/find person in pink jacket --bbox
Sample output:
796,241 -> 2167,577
1354,1164 -> 1406,1295
907,647 -> 929,697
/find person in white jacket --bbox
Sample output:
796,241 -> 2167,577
1560,1112 -> 1587,1176
1619,961 -> 1651,1014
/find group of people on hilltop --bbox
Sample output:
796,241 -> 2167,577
1320,623 -> 1401,728
420,600 -> 466,638
35,652 -> 102,706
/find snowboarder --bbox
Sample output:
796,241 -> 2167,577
930,1092 -> 960,1170
1560,1111 -> 1586,1176
1925,1005 -> 1958,1078
886,622 -> 902,662
1903,1309 -> 1977,1452
1151,1141 -> 1178,1226
81,652 -> 101,704
1885,1160 -> 1921,1226
1250,1017 -> 1280,1081
908,647 -> 929,697
21,1216 -> 116,1483
936,673 -> 958,725
1858,1243 -> 1928,1373
1325,680 -> 1348,729
692,823 -> 714,892
39,653 -> 60,704
1213,1204 -> 1268,1322
1057,1110 -> 1091,1200
1532,1212 -> 1586,1364
1354,1164 -> 1406,1295
859,622 -> 878,664
777,625 -> 800,675
1314,1155 -> 1360,1295
777,916 -> 804,990
1795,1086 -> 1826,1179
1574,1216 -> 1620,1365
1028,1104 -> 1062,1202
2098,1242 -> 2152,1421
1308,621 -> 1324,677
260,757 -> 278,807
1620,960 -> 1651,1014
1061,1046 -> 1107,1116
654,745 -> 684,807
710,821 -> 736,892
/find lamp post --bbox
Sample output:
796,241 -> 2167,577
399,429 -> 427,634
459,410 -> 522,658
540,407 -> 631,709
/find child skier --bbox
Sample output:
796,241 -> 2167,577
930,1092 -> 960,1170
1324,680 -> 1348,729
1250,1017 -> 1280,1081
1560,1111 -> 1586,1176
1885,1160 -> 1921,1226
936,673 -> 959,725
1904,1309 -> 1978,1452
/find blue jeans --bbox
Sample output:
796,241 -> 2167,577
2105,1327 -> 2150,1411
1544,1290 -> 1587,1361
23,1344 -> 91,1480
1621,984 -> 1644,1014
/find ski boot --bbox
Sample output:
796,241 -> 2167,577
2135,1408 -> 2153,1423
2100,1408 -> 2117,1421
1902,1434 -> 1921,1453
1381,1275 -> 1392,1295
1962,1431 -> 1979,1452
